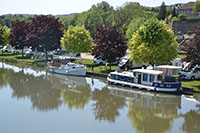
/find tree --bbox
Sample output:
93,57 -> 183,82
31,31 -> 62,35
126,12 -> 156,40
172,7 -> 177,18
91,24 -> 127,71
112,2 -> 147,35
182,26 -> 200,67
0,25 -> 10,54
158,2 -> 166,20
128,18 -> 178,66
193,1 -> 200,16
61,26 -> 92,54
28,15 -> 64,61
9,20 -> 30,57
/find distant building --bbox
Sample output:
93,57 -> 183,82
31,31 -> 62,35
176,2 -> 195,17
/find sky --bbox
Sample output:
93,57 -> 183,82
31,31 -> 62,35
0,0 -> 195,15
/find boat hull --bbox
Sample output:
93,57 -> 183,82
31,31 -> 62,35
49,67 -> 87,76
107,77 -> 181,92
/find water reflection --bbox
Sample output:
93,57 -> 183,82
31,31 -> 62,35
92,87 -> 127,123
0,62 -> 200,133
108,86 -> 181,133
9,71 -> 62,111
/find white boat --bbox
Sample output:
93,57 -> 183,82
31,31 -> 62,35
107,69 -> 182,92
48,56 -> 87,76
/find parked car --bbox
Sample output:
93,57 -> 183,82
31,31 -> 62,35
93,56 -> 107,65
118,56 -> 147,69
180,66 -> 200,80
1,45 -> 12,52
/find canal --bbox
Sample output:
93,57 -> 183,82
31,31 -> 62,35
0,62 -> 199,133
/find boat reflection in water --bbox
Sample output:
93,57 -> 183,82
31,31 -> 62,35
47,73 -> 91,110
108,85 -> 181,133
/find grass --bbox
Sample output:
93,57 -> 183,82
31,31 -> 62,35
78,59 -> 118,74
182,80 -> 200,91
177,54 -> 186,59
0,51 -> 51,66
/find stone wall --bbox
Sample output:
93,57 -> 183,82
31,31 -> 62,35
172,19 -> 200,34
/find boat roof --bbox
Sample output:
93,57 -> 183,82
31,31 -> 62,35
110,71 -> 134,77
133,69 -> 163,75
156,65 -> 182,70
53,56 -> 78,60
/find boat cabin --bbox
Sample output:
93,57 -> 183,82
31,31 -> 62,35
50,56 -> 77,67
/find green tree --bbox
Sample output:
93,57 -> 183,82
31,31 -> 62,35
126,12 -> 156,40
128,18 -> 178,66
193,1 -> 200,16
158,2 -> 166,20
178,13 -> 187,21
172,7 -> 177,18
61,26 -> 92,54
0,25 -> 10,50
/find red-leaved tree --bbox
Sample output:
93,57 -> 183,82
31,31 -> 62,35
27,15 -> 64,61
9,20 -> 30,57
91,24 -> 127,71
182,26 -> 200,68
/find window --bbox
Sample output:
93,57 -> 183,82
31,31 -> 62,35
149,75 -> 155,82
143,73 -> 148,82
133,72 -> 137,77
157,75 -> 162,81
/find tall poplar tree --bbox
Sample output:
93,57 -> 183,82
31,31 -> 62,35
158,2 -> 167,20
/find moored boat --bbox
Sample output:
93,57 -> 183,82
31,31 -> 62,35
107,69 -> 182,92
48,56 -> 87,76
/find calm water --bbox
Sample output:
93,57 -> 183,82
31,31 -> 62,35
0,62 -> 200,133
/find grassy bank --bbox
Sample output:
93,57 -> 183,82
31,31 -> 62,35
182,80 -> 200,91
79,59 -> 118,74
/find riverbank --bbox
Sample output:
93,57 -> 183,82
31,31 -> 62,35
0,52 -> 199,92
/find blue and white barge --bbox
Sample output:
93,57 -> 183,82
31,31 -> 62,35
107,69 -> 182,92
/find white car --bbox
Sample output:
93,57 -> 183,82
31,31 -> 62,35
93,56 -> 107,65
1,45 -> 12,52
180,66 -> 200,80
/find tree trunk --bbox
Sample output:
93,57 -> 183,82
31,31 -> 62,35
22,49 -> 24,58
45,50 -> 48,62
109,62 -> 111,72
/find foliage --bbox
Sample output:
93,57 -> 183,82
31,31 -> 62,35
178,13 -> 187,21
128,18 -> 178,66
9,20 -> 30,57
0,14 -> 30,27
91,24 -> 127,70
158,2 -> 166,20
112,2 -> 150,35
61,26 -> 92,53
27,15 -> 64,60
192,1 -> 200,16
0,25 -> 10,47
126,12 -> 156,40
182,26 -> 200,66
172,7 -> 177,18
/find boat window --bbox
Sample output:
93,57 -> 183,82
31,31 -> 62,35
120,76 -> 125,81
157,75 -> 162,81
133,72 -> 137,77
143,73 -> 148,82
149,74 -> 155,82
111,74 -> 116,79
73,67 -> 75,69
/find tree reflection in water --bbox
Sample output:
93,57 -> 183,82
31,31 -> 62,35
92,87 -> 127,123
9,71 -> 62,111
61,84 -> 91,110
0,68 -> 14,88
